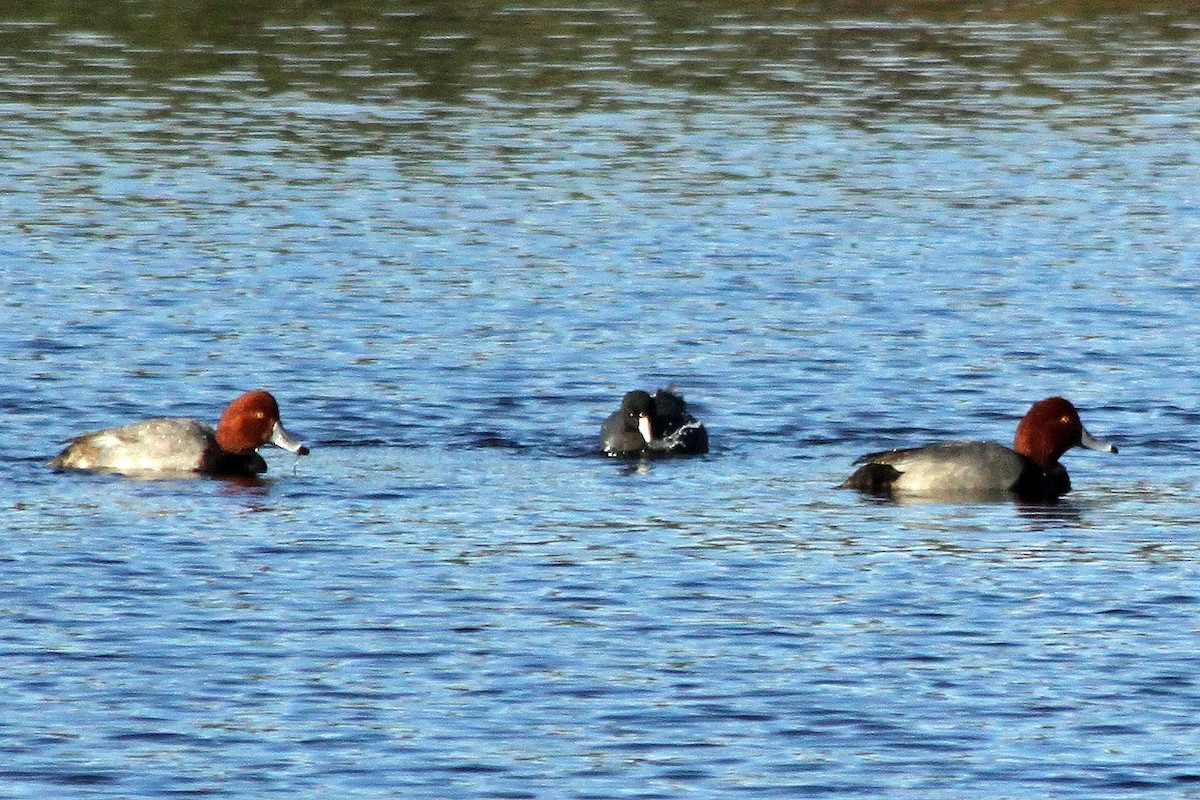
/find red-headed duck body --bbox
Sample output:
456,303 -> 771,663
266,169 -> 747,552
842,396 -> 1116,501
49,390 -> 309,476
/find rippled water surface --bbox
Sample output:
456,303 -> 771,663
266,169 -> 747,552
3,2 -> 1200,798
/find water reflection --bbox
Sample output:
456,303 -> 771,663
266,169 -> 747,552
212,472 -> 273,494
1015,498 -> 1086,528
1,1 -> 1196,122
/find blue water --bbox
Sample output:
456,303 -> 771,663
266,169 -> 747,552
3,5 -> 1200,798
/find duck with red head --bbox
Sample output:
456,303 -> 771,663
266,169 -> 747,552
49,389 -> 309,476
841,396 -> 1116,501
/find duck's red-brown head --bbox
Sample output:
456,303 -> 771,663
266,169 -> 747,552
1013,396 -> 1115,469
215,390 -> 309,456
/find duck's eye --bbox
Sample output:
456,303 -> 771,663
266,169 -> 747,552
1060,414 -> 1072,424
255,411 -> 266,419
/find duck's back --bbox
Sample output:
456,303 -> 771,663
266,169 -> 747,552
846,440 -> 1030,497
50,417 -> 219,474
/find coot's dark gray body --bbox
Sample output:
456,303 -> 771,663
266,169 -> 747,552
601,388 -> 708,457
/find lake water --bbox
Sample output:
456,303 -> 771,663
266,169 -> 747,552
3,2 -> 1200,797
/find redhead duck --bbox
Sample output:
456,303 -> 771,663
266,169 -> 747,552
49,390 -> 309,476
601,388 -> 709,456
842,396 -> 1116,501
